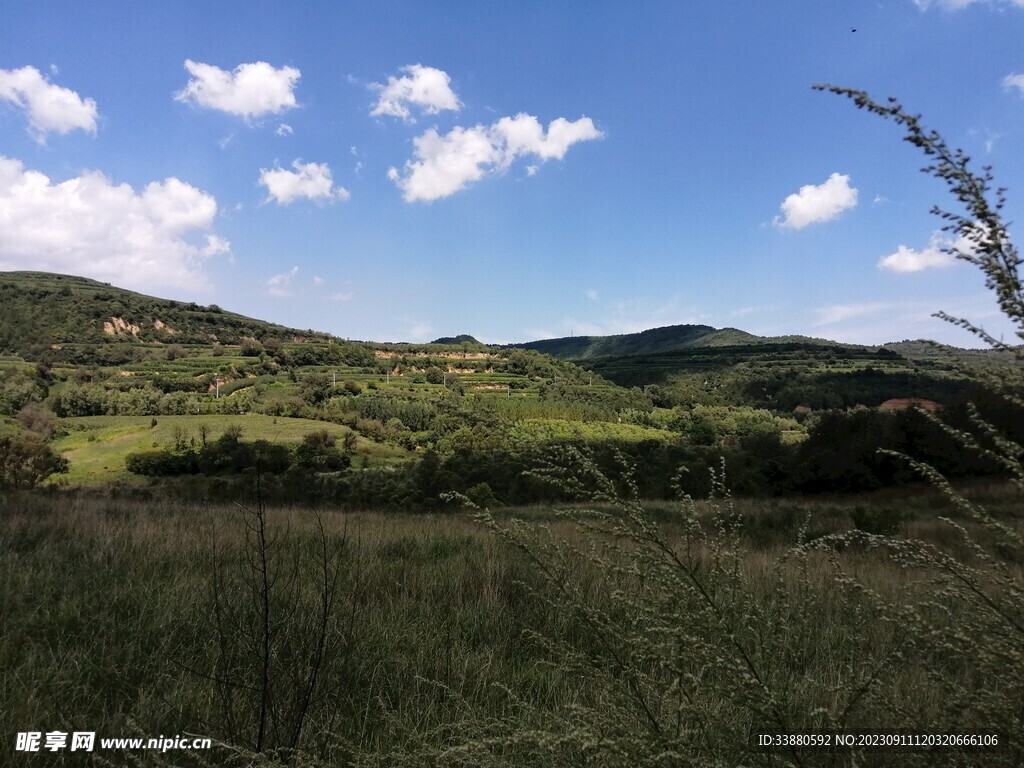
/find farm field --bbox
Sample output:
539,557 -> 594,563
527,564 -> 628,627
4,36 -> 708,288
49,414 -> 409,485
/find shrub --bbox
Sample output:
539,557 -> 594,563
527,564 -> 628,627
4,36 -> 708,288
16,403 -> 58,439
0,434 -> 69,488
165,344 -> 187,361
849,503 -> 903,536
294,430 -> 349,472
240,338 -> 264,357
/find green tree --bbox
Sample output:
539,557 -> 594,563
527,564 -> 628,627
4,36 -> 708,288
295,430 -> 348,472
300,373 -> 333,405
240,337 -> 264,357
0,435 -> 69,488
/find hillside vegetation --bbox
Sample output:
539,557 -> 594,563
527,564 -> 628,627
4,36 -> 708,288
0,271 -> 336,351
1,270 -> 1018,504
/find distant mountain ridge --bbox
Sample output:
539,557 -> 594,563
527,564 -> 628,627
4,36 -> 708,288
0,271 -> 994,361
516,324 -> 863,360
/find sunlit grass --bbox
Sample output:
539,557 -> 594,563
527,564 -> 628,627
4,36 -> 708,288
49,414 -> 410,485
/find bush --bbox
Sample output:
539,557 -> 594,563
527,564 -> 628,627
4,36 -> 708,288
16,403 -> 58,439
849,503 -> 904,536
0,434 -> 69,488
294,430 -> 349,472
165,344 -> 187,361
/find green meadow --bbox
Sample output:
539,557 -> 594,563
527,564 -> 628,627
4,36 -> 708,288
49,414 -> 410,485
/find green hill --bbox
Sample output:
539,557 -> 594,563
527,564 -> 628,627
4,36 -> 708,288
0,271 -> 336,354
430,334 -> 482,345
516,324 -> 844,360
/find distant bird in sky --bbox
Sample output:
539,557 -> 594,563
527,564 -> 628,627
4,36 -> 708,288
851,27 -> 857,32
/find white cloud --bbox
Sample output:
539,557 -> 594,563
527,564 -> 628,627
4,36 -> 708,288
0,66 -> 98,141
1002,73 -> 1024,94
328,291 -> 353,302
175,60 -> 300,119
267,266 -> 299,297
877,230 -> 973,272
202,235 -> 231,257
492,114 -> 603,164
259,160 -> 350,205
0,155 -> 227,292
915,0 -> 1024,9
275,123 -> 293,136
389,114 -> 602,202
312,275 -> 325,285
584,289 -> 599,302
389,125 -> 498,202
774,173 -> 858,229
370,64 -> 460,122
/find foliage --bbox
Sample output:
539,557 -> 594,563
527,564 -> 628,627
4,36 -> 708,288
16,403 -> 60,439
165,344 -> 187,361
294,430 -> 349,472
0,434 -> 69,488
518,322 -> 762,359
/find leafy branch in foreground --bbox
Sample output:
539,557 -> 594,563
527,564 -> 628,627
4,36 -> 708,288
812,85 -> 1023,355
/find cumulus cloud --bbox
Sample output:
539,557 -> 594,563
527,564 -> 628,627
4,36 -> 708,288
584,288 -> 599,302
0,66 -> 98,141
1003,73 -> 1024,94
175,60 -> 300,119
275,123 -> 293,136
389,114 -> 602,202
259,160 -> 350,205
328,290 -> 353,302
877,230 -> 974,272
773,173 -> 858,229
267,266 -> 299,297
370,64 -> 460,121
0,155 -> 227,291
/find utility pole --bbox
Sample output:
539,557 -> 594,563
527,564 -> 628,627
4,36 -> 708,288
215,377 -> 221,398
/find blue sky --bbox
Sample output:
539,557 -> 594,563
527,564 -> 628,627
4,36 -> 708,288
2,1 -> 1023,347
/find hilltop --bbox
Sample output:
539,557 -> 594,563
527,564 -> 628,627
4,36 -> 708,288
430,334 -> 482,346
517,324 -> 863,361
0,271 -> 336,354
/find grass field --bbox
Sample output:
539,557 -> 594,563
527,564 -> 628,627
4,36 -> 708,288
49,414 -> 411,485
1,486 -> 1020,766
